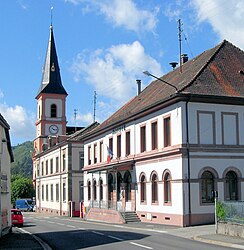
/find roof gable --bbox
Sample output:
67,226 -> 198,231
91,40 -> 244,134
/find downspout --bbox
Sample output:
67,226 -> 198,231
185,97 -> 192,226
59,146 -> 62,215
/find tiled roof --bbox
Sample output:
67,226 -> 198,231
36,25 -> 67,98
93,40 -> 244,134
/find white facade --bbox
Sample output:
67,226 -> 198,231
0,115 -> 13,237
83,100 -> 244,226
34,139 -> 84,216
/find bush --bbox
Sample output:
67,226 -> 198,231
216,201 -> 226,221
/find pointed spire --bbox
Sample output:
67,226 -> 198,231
36,24 -> 67,98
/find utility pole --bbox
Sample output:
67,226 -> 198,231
93,91 -> 97,123
178,19 -> 183,73
74,109 -> 78,132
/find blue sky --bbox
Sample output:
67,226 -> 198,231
0,0 -> 243,146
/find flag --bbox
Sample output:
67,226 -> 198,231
107,146 -> 113,163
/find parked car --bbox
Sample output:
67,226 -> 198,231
15,199 -> 34,212
11,209 -> 24,227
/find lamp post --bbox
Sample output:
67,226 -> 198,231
143,71 -> 179,93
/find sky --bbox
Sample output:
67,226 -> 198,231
0,0 -> 244,146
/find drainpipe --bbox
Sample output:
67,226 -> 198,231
59,146 -> 62,215
185,97 -> 192,226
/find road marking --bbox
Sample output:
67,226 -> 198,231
130,242 -> 153,249
67,225 -> 76,228
145,229 -> 167,234
91,231 -> 104,236
78,228 -> 86,230
56,223 -> 65,226
47,221 -> 55,224
107,235 -> 123,241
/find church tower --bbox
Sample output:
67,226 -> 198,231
34,24 -> 68,153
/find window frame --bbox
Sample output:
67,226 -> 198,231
50,104 -> 57,118
140,125 -> 146,153
201,170 -> 215,204
163,171 -> 172,205
140,173 -> 147,204
164,116 -> 171,147
117,134 -> 121,158
225,170 -> 238,201
151,172 -> 158,204
125,131 -> 131,156
151,121 -> 158,150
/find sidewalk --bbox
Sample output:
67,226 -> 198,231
0,227 -> 45,250
0,227 -> 43,250
116,222 -> 244,249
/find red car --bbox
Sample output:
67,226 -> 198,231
11,209 -> 24,227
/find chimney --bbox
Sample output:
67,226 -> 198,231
136,79 -> 141,95
181,54 -> 188,64
169,62 -> 178,70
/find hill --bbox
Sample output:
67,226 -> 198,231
11,141 -> 33,178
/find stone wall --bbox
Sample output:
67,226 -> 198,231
217,222 -> 244,238
86,208 -> 125,224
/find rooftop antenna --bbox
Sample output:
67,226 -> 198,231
74,109 -> 78,132
50,6 -> 54,26
93,91 -> 97,123
178,19 -> 183,73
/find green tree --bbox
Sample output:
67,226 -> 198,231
11,175 -> 35,204
11,141 -> 33,178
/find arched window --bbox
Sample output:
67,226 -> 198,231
151,172 -> 158,204
87,180 -> 91,201
51,104 -> 57,118
124,171 -> 132,201
140,174 -> 146,203
93,179 -> 97,200
225,171 -> 238,201
201,171 -> 214,203
164,172 -> 171,203
99,178 -> 103,201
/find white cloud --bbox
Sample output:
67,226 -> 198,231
76,112 -> 94,125
70,41 -> 162,104
191,0 -> 244,49
17,0 -> 28,10
0,102 -> 35,144
0,90 -> 4,99
65,0 -> 159,33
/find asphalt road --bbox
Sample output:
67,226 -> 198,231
22,213 -> 231,250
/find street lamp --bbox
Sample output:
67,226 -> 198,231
143,71 -> 179,93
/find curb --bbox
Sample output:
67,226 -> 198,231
17,228 -> 52,250
194,236 -> 244,249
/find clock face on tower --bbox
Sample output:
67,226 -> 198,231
49,125 -> 59,135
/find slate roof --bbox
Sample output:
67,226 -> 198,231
36,25 -> 67,98
90,40 -> 244,135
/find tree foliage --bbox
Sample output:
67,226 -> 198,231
11,175 -> 35,204
11,141 -> 33,178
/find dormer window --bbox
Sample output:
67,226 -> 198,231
51,104 -> 57,118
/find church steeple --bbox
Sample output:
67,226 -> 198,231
34,24 -> 68,153
36,25 -> 67,98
